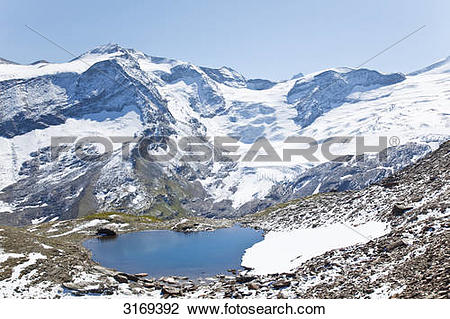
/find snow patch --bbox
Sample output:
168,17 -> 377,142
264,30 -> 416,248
0,200 -> 14,213
49,219 -> 107,238
0,251 -> 24,264
242,221 -> 390,275
31,216 -> 49,225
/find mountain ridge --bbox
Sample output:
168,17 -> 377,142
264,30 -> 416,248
0,44 -> 448,225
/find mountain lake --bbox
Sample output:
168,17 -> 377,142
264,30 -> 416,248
83,225 -> 263,278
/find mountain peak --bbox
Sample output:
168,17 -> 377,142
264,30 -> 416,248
70,43 -> 136,63
86,43 -> 129,55
291,72 -> 304,80
199,65 -> 247,87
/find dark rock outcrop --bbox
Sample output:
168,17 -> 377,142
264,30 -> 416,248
96,228 -> 117,237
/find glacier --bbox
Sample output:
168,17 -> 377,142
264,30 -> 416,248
0,43 -> 448,225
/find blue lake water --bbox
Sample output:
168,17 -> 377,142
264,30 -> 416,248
83,225 -> 263,278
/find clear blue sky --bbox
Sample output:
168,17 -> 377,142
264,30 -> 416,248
1,0 -> 449,80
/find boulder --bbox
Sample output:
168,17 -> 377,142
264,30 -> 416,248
247,282 -> 260,290
118,273 -> 139,282
93,265 -> 117,276
113,274 -> 128,283
96,228 -> 117,237
386,240 -> 407,252
381,176 -> 399,188
143,282 -> 155,289
236,275 -> 256,284
161,276 -> 178,285
392,203 -> 413,216
161,285 -> 181,296
62,282 -> 85,291
172,221 -> 199,232
272,279 -> 290,289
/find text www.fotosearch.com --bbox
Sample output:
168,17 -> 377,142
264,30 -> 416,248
123,302 -> 326,316
187,302 -> 325,315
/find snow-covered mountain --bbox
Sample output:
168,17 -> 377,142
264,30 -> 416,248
0,44 -> 448,225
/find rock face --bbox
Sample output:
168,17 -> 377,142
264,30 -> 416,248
240,143 -> 433,214
0,44 -> 448,226
287,68 -> 405,128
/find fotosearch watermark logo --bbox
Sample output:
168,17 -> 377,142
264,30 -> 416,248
50,135 -> 400,163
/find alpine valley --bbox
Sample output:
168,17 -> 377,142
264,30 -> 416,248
0,45 -> 448,299
0,44 -> 448,225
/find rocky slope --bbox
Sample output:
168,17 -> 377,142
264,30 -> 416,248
0,44 -> 449,225
0,140 -> 448,298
